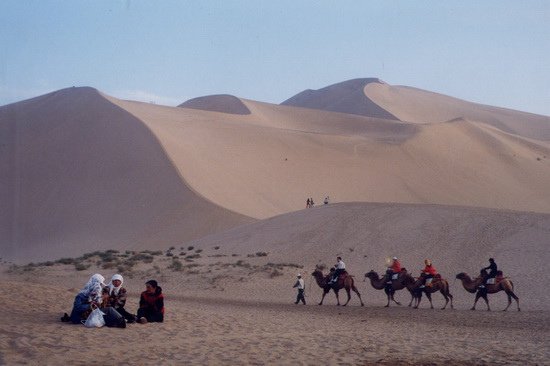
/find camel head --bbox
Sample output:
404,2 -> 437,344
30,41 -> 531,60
311,269 -> 323,277
455,272 -> 468,280
364,270 -> 379,280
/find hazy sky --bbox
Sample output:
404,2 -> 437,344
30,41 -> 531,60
1,1 -> 549,115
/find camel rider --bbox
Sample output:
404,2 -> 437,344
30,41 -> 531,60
421,259 -> 437,287
386,257 -> 401,284
329,257 -> 346,284
480,258 -> 498,287
293,274 -> 306,305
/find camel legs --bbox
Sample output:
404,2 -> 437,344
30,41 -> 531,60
441,291 -> 453,310
503,291 -> 521,312
384,288 -> 401,307
351,285 -> 364,306
318,289 -> 329,305
425,292 -> 434,309
333,289 -> 341,306
342,288 -> 351,306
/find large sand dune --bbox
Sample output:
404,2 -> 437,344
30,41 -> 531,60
1,80 -> 550,263
0,88 -> 253,263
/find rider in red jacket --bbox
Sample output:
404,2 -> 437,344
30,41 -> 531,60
421,259 -> 437,287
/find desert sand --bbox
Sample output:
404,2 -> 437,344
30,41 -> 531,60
1,78 -> 550,364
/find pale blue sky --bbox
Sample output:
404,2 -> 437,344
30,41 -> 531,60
1,1 -> 549,115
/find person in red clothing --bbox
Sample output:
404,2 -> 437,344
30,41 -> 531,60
137,280 -> 164,324
386,257 -> 402,284
421,259 -> 438,287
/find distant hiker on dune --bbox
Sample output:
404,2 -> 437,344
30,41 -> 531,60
306,198 -> 311,208
324,196 -> 329,205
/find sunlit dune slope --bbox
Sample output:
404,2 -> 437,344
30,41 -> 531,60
365,83 -> 550,140
186,201 -> 550,310
0,87 -> 253,262
111,95 -> 550,219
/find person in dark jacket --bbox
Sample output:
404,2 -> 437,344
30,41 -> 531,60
479,258 -> 498,289
137,280 -> 164,324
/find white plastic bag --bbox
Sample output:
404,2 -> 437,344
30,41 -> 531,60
83,308 -> 106,328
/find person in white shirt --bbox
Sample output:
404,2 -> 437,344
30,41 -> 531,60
330,256 -> 346,284
293,274 -> 306,305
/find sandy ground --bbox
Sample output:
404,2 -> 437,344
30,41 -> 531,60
1,238 -> 549,366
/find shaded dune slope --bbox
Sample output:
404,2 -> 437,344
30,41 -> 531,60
281,78 -> 399,120
187,202 -> 550,310
179,94 -> 251,115
0,87 -> 253,263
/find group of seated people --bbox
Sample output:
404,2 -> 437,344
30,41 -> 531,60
61,273 -> 164,328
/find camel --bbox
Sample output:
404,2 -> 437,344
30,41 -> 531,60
364,270 -> 420,307
311,269 -> 364,306
456,272 -> 520,311
409,273 -> 454,310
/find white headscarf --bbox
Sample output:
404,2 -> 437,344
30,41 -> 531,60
78,273 -> 105,303
107,274 -> 124,296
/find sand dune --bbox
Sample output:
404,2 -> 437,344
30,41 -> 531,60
179,94 -> 251,115
2,80 -> 550,264
0,88 -> 252,263
364,82 -> 550,140
281,78 -> 399,120
112,95 -> 550,219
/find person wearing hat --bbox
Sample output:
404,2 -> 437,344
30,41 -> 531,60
386,257 -> 402,284
104,274 -> 136,323
293,274 -> 306,305
421,259 -> 437,287
65,273 -> 126,328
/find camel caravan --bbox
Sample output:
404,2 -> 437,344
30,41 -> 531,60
309,257 -> 520,311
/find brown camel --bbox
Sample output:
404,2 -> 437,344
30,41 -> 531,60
456,272 -> 520,311
364,270 -> 420,307
409,273 -> 454,310
311,269 -> 364,306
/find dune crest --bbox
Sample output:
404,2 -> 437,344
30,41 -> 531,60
281,78 -> 399,120
365,82 -> 550,140
179,94 -> 251,115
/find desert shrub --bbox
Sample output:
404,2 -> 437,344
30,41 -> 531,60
255,252 -> 268,257
214,246 -> 220,250
43,261 -> 55,266
179,252 -> 186,256
195,249 -> 202,253
247,254 -> 254,257
57,257 -> 75,265
101,261 -> 118,269
166,252 -> 174,257
187,246 -> 194,251
169,246 -> 175,251
129,253 -> 154,263
185,254 -> 201,260
234,260 -> 251,269
232,254 -> 239,257
151,251 -> 163,256
269,269 -> 283,278
75,262 -> 91,271
168,259 -> 183,271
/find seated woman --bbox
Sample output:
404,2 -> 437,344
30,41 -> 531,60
104,274 -> 136,323
67,273 -> 126,328
137,280 -> 164,324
